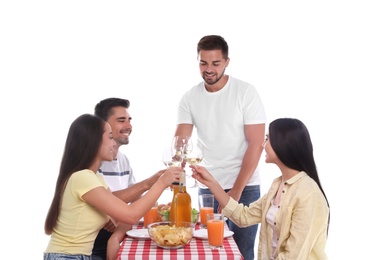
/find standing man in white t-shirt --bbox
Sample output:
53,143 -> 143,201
174,35 -> 266,260
92,97 -> 164,260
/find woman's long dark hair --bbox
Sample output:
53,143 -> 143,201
44,114 -> 106,235
269,118 -> 330,232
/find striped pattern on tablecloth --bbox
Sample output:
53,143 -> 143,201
117,224 -> 243,260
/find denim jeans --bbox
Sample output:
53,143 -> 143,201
91,255 -> 104,260
199,185 -> 260,260
43,253 -> 92,260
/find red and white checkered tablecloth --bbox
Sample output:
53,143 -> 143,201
117,223 -> 243,260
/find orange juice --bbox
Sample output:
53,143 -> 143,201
198,194 -> 214,228
207,219 -> 224,248
199,207 -> 214,226
144,205 -> 159,228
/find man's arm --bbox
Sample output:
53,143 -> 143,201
113,170 -> 165,203
174,124 -> 194,137
227,124 -> 265,202
106,223 -> 132,260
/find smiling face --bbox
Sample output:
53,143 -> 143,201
263,133 -> 279,164
198,49 -> 230,87
99,122 -> 116,162
106,106 -> 132,148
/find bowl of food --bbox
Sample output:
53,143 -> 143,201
148,221 -> 195,249
157,203 -> 171,221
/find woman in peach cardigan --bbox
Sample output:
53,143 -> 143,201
191,118 -> 330,260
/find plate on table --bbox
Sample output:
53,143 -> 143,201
126,229 -> 150,239
193,229 -> 234,239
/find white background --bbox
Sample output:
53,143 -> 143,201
1,1 -> 373,259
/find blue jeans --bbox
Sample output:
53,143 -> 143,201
199,185 -> 260,260
44,253 -> 92,260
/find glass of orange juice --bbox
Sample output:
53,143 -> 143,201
206,213 -> 224,249
144,203 -> 159,228
198,194 -> 214,228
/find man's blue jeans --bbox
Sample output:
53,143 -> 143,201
199,185 -> 260,260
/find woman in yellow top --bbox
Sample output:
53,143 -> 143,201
191,118 -> 330,260
44,114 -> 181,260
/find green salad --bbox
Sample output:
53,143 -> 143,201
158,207 -> 199,223
191,208 -> 199,223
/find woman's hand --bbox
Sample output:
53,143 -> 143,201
189,165 -> 216,187
190,164 -> 231,210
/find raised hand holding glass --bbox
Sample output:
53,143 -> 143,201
185,140 -> 204,188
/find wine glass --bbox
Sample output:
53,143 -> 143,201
161,137 -> 187,191
171,136 -> 190,166
185,140 -> 204,188
162,136 -> 189,169
162,146 -> 175,168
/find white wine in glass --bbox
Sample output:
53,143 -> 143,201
171,136 -> 190,166
186,157 -> 203,165
162,146 -> 181,168
185,140 -> 204,188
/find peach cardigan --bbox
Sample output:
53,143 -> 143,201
222,171 -> 329,260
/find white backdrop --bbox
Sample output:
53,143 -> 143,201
1,1 -> 373,259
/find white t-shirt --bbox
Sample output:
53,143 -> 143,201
97,151 -> 136,192
176,76 -> 266,189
